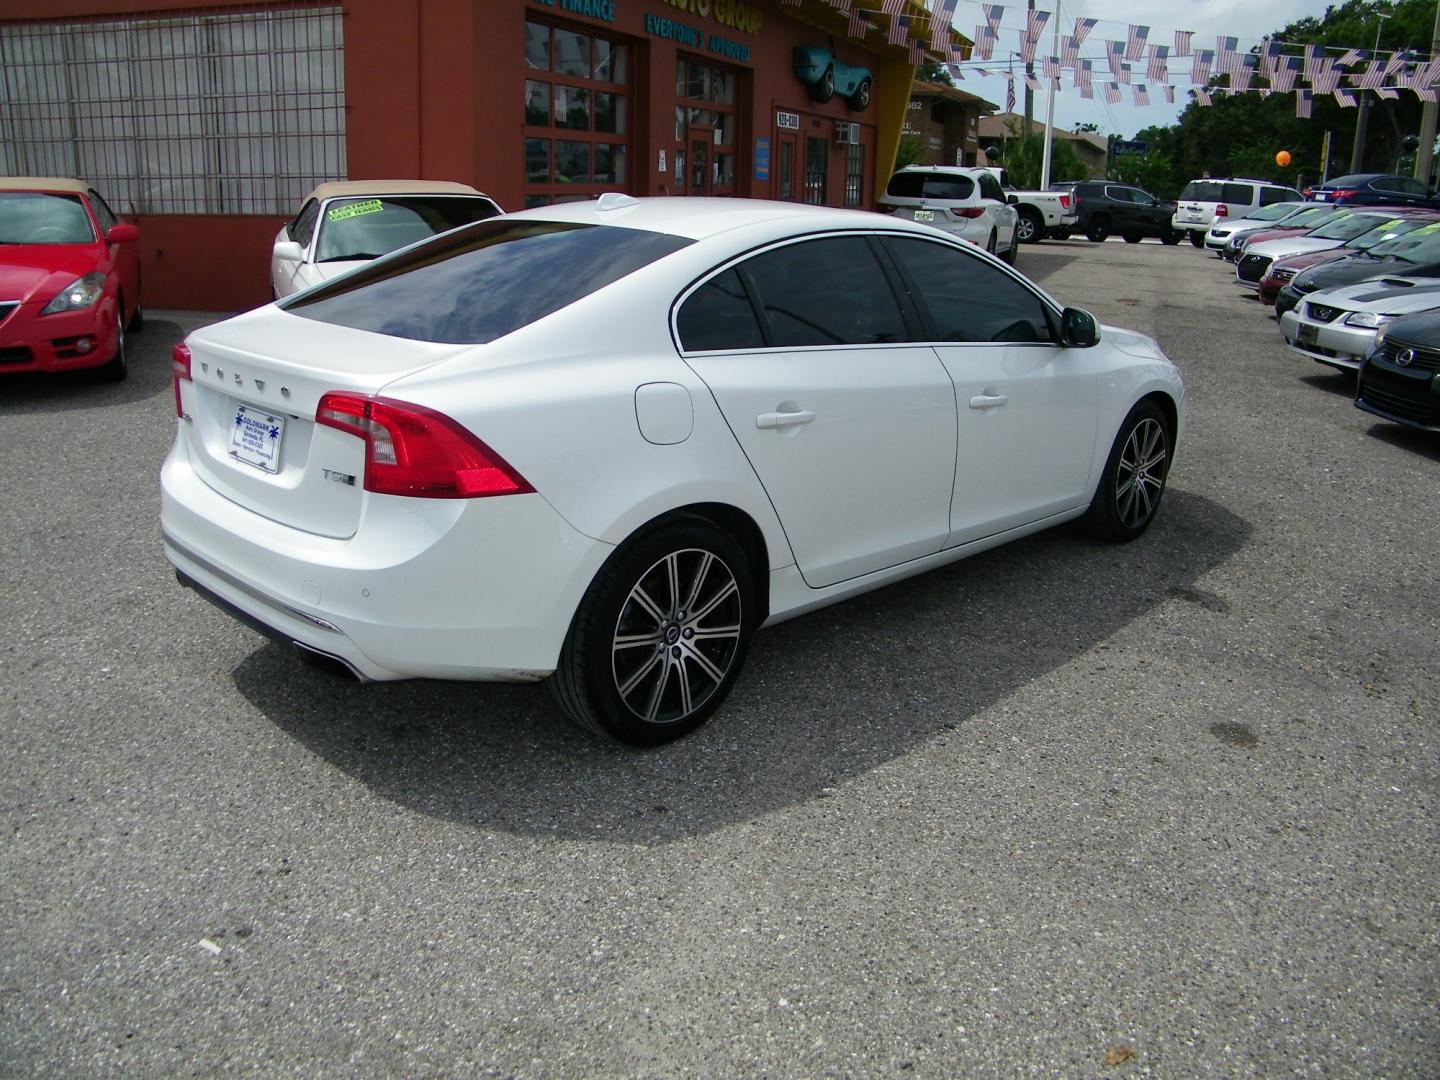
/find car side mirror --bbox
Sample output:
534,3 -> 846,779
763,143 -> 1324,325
106,223 -> 139,244
1060,307 -> 1099,347
1006,194 -> 1020,205
274,240 -> 305,263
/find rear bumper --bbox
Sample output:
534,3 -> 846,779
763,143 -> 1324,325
159,431 -> 613,681
0,297 -> 121,374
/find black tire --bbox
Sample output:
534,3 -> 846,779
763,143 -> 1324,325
1188,231 -> 1205,247
1000,225 -> 1019,265
1083,401 -> 1172,542
1015,209 -> 1044,243
96,310 -> 128,382
1086,215 -> 1110,242
549,518 -> 755,746
812,67 -> 835,103
1160,230 -> 1181,246
1122,232 -> 1142,244
128,303 -> 144,331
849,77 -> 871,110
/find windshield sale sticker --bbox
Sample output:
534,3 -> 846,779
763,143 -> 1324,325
327,199 -> 385,222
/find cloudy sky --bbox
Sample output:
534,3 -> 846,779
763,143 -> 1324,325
948,0 -> 1351,136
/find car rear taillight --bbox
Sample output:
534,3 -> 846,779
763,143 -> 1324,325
1058,194 -> 1071,209
1215,203 -> 1229,218
315,392 -> 534,499
952,207 -> 986,219
1331,189 -> 1358,202
172,343 -> 191,418
1302,187 -> 1313,198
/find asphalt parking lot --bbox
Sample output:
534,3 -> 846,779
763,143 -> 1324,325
2,239 -> 1436,1078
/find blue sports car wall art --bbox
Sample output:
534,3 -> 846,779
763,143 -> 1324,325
793,47 -> 873,110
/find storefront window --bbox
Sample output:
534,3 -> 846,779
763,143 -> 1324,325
523,20 -> 631,206
674,57 -> 741,197
844,142 -> 865,208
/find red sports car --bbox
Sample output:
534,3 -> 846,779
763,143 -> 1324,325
0,177 -> 141,381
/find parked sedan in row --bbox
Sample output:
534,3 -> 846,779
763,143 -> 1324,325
271,180 -> 503,299
1357,310 -> 1440,430
1279,275 -> 1440,373
1306,172 -> 1440,209
1220,204 -> 1349,261
1237,211 -> 1406,289
1270,221 -> 1440,314
1204,200 -> 1309,254
163,196 -> 1183,745
0,176 -> 141,381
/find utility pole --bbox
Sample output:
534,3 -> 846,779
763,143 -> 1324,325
1351,11 -> 1391,173
1023,0 -> 1034,132
1415,0 -> 1440,184
1040,0 -> 1063,188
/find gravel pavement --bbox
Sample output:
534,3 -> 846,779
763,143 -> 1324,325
1,238 -> 1436,1078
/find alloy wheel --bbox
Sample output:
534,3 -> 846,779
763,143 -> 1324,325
611,548 -> 743,726
1115,417 -> 1167,529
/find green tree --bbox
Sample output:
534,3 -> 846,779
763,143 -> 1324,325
995,124 -> 1087,188
895,134 -> 924,170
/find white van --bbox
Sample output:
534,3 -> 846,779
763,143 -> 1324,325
1172,178 -> 1304,247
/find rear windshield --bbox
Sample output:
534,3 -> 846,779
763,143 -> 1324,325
0,192 -> 96,244
315,195 -> 501,263
886,172 -> 975,200
1181,181 -> 1223,201
1321,174 -> 1369,188
1312,214 -> 1390,240
283,219 -> 692,344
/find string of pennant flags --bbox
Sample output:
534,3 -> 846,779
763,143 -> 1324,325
786,0 -> 1440,119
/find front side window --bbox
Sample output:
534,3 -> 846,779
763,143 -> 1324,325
0,192 -> 97,244
290,200 -> 322,246
285,220 -> 691,344
739,236 -> 906,346
1104,187 -> 1134,203
88,192 -> 118,233
884,236 -> 1054,344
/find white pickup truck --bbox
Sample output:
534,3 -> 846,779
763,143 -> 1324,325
978,167 -> 1079,243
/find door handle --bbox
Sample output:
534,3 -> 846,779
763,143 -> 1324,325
968,393 -> 1009,409
756,409 -> 816,429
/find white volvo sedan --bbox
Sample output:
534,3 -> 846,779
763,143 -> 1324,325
162,196 -> 1184,745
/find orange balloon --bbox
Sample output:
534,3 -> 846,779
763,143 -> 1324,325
1276,150 -> 1293,167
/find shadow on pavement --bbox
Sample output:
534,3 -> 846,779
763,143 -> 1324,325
231,490 -> 1248,844
1362,420 -> 1440,460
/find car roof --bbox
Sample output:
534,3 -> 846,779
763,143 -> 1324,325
894,165 -> 985,175
304,179 -> 486,202
0,176 -> 92,194
504,195 -> 940,242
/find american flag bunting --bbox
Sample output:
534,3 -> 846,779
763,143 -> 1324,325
1042,55 -> 1060,79
846,8 -> 869,39
1304,44 -> 1326,81
1147,45 -> 1169,83
1107,40 -> 1125,79
973,27 -> 996,61
1336,48 -> 1363,67
1312,59 -> 1340,95
1133,84 -> 1149,105
1024,75 -> 1042,92
1104,82 -> 1121,104
1414,88 -> 1438,103
888,14 -> 909,47
825,0 -> 851,15
1231,54 -> 1256,92
1173,30 -> 1193,58
1295,89 -> 1312,117
1375,86 -> 1400,100
1195,88 -> 1212,106
981,3 -> 1004,30
1163,84 -> 1175,104
1061,34 -> 1081,70
1360,60 -> 1386,90
1005,73 -> 1016,112
908,40 -> 926,64
1215,35 -> 1239,78
1125,24 -> 1149,62
1271,56 -> 1297,94
880,0 -> 907,13
929,0 -> 959,46
1334,89 -> 1357,107
1191,49 -> 1213,84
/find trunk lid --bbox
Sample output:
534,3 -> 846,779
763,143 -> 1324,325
178,305 -> 469,538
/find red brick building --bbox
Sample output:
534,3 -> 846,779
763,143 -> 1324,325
1,1 -> 954,310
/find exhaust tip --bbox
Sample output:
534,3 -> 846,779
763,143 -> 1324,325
292,642 -> 367,682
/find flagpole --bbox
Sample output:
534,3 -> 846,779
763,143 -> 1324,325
1040,0 -> 1062,187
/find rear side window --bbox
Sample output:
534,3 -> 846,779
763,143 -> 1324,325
739,236 -> 907,347
977,173 -> 1006,202
1221,183 -> 1254,204
677,269 -> 764,351
284,220 -> 692,344
1259,186 -> 1299,206
1181,181 -> 1222,201
886,172 -> 975,200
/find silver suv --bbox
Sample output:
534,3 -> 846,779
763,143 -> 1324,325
878,166 -> 1021,264
1173,178 -> 1304,247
